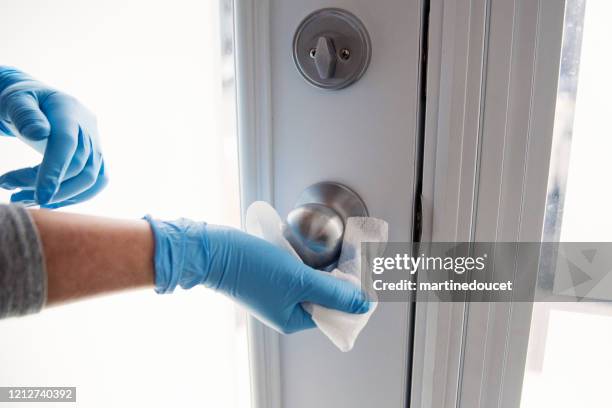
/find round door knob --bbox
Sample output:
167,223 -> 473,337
283,182 -> 368,270
284,203 -> 345,269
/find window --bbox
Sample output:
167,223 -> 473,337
521,1 -> 612,406
0,1 -> 251,407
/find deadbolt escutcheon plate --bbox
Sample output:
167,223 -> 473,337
293,8 -> 371,90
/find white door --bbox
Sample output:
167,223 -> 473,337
235,0 -> 426,407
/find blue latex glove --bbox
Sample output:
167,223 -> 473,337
144,216 -> 371,334
0,66 -> 107,208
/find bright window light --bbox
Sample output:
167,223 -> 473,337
522,1 -> 612,407
0,1 -> 251,407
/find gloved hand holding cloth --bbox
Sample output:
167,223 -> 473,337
144,216 -> 371,335
245,201 -> 388,351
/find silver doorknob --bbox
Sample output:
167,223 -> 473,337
283,182 -> 368,270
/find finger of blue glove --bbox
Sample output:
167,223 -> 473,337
0,132 -> 93,194
59,126 -> 92,182
7,159 -> 106,208
36,104 -> 79,204
283,305 -> 316,334
12,163 -> 107,209
9,189 -> 37,206
41,162 -> 108,209
39,148 -> 102,204
303,270 -> 371,314
0,166 -> 38,190
0,120 -> 15,136
5,93 -> 51,141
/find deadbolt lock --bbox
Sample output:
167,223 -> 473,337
293,8 -> 371,90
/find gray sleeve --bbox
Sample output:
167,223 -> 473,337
0,204 -> 46,318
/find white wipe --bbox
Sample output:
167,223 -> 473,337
246,201 -> 388,352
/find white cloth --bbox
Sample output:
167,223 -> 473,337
246,201 -> 388,352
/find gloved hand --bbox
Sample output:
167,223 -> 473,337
144,216 -> 371,334
0,66 -> 107,208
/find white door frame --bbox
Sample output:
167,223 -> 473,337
412,1 -> 566,407
234,1 -> 281,407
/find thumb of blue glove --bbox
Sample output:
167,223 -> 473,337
144,216 -> 371,334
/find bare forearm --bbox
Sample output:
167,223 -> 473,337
29,210 -> 155,305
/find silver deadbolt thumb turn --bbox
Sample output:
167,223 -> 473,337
313,36 -> 336,79
283,182 -> 368,270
